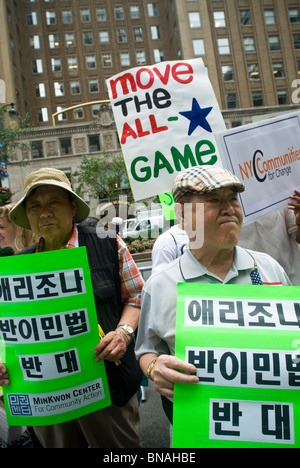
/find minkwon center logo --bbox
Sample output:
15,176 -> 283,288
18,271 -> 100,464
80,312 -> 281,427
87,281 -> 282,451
239,145 -> 300,183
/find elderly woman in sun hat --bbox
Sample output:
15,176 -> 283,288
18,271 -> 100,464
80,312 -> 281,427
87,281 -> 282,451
1,167 -> 144,448
135,164 -> 291,423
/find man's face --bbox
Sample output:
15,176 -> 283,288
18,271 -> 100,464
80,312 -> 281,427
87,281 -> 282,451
25,185 -> 76,248
0,216 -> 17,250
181,187 -> 243,250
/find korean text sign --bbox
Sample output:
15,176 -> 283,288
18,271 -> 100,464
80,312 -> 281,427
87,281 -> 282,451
173,283 -> 300,448
0,247 -> 111,426
215,112 -> 300,224
106,59 -> 226,200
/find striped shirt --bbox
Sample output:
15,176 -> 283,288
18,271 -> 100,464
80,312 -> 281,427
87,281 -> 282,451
37,224 -> 144,308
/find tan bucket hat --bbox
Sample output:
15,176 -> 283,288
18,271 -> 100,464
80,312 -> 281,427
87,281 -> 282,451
172,165 -> 245,202
9,167 -> 90,229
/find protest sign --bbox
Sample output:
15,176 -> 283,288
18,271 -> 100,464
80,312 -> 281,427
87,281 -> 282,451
215,111 -> 300,224
0,247 -> 111,426
107,59 -> 226,201
173,283 -> 300,448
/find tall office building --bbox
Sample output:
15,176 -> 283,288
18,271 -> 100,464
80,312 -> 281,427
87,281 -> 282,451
0,0 -> 299,209
1,0 -> 299,127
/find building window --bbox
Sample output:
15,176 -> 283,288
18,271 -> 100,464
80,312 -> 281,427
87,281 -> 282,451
117,28 -> 127,43
147,3 -> 158,17
62,9 -> 72,24
269,35 -> 281,51
240,9 -> 251,25
227,93 -> 238,109
32,59 -> 43,73
130,5 -> 140,20
264,9 -> 276,25
86,55 -> 96,69
89,79 -> 99,93
136,50 -> 146,65
244,37 -> 256,53
80,8 -> 90,22
96,7 -> 106,22
31,141 -> 43,158
34,83 -> 46,98
248,63 -> 260,80
26,12 -> 38,26
65,33 -> 75,47
214,11 -> 226,28
277,89 -> 288,105
70,80 -> 80,95
68,56 -> 78,72
60,138 -> 72,155
99,30 -> 109,44
51,57 -> 61,72
153,49 -> 164,62
54,82 -> 64,96
29,35 -> 40,49
289,8 -> 300,23
57,106 -> 67,121
102,53 -> 112,68
114,6 -> 124,20
218,38 -> 230,55
46,11 -> 56,25
83,31 -> 93,45
120,52 -> 130,67
193,39 -> 205,56
188,12 -> 201,28
74,108 -> 84,120
273,62 -> 285,78
151,26 -> 161,40
252,90 -> 264,107
88,135 -> 101,152
222,65 -> 234,81
49,34 -> 59,48
37,108 -> 48,122
133,27 -> 143,42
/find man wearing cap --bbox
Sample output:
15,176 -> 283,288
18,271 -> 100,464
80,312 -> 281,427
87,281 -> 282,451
0,168 -> 144,448
135,165 -> 291,420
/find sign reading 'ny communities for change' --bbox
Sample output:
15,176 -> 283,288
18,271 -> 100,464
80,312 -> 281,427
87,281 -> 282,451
0,247 -> 111,426
106,59 -> 226,201
215,112 -> 300,224
173,283 -> 300,448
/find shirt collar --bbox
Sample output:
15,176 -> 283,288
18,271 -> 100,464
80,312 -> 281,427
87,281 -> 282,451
180,246 -> 254,281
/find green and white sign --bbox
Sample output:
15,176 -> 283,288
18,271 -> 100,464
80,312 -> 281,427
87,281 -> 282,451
173,283 -> 300,448
0,247 -> 111,426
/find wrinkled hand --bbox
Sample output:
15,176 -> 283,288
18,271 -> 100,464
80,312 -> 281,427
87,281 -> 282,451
288,190 -> 300,226
0,363 -> 9,386
150,355 -> 199,398
94,331 -> 128,363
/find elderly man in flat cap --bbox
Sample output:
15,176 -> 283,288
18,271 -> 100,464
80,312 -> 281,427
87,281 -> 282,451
0,168 -> 144,448
135,165 -> 291,422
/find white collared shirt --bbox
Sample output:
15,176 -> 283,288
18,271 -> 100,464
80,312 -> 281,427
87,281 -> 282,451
135,246 -> 291,359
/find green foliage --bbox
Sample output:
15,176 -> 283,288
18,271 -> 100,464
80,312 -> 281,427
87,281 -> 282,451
72,153 -> 131,200
0,108 -> 32,163
0,187 -> 12,206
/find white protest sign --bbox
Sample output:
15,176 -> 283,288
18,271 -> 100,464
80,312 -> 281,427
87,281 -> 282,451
106,59 -> 226,200
215,112 -> 300,224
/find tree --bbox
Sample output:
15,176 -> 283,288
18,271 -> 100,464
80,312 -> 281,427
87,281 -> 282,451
72,153 -> 131,201
0,107 -> 32,162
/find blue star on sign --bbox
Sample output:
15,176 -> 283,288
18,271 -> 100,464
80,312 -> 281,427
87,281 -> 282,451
179,98 -> 213,135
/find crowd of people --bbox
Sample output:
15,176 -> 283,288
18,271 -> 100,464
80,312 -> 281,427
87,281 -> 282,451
0,164 -> 300,448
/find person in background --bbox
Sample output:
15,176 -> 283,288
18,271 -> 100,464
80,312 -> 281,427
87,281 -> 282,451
238,189 -> 300,285
151,222 -> 189,275
135,165 -> 291,424
0,168 -> 144,448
